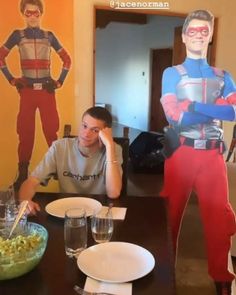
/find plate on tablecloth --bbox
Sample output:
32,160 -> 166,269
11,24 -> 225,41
77,242 -> 155,283
45,197 -> 102,218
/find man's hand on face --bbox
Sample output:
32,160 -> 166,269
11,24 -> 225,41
98,127 -> 113,148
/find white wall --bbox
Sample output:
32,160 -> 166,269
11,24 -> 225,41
96,15 -> 184,130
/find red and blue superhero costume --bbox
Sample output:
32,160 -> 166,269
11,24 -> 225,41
161,57 -> 236,282
0,27 -> 71,163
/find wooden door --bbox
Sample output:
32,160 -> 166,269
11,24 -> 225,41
172,26 -> 186,65
149,48 -> 172,132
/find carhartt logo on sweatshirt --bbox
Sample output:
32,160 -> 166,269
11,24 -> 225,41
63,171 -> 101,181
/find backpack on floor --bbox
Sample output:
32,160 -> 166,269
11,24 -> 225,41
129,132 -> 165,173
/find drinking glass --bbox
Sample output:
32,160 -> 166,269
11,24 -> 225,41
91,208 -> 114,243
64,208 -> 87,258
0,186 -> 15,205
0,203 -> 27,233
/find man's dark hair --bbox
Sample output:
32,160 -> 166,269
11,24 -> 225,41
182,10 -> 214,34
83,107 -> 112,128
20,0 -> 44,14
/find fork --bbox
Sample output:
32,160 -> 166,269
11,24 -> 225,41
106,202 -> 113,217
73,285 -> 115,295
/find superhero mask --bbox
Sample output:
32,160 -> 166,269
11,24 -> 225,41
24,9 -> 41,18
186,26 -> 210,37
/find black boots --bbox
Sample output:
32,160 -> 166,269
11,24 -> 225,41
13,162 -> 29,191
215,282 -> 232,295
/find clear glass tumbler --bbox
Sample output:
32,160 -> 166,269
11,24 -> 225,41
0,203 -> 27,235
91,209 -> 114,243
0,186 -> 15,205
64,208 -> 87,258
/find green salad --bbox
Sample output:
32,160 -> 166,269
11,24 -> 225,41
0,234 -> 42,257
0,230 -> 46,280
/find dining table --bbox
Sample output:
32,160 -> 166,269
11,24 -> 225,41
0,193 -> 176,295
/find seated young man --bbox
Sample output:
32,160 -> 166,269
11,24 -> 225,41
19,107 -> 123,214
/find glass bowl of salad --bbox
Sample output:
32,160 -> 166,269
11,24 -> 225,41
0,222 -> 48,280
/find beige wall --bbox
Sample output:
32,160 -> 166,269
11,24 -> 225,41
74,0 -> 236,149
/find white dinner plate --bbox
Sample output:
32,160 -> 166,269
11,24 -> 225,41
77,242 -> 155,283
45,197 -> 102,218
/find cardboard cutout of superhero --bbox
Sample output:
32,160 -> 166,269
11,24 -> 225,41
161,10 -> 236,293
0,0 -> 71,189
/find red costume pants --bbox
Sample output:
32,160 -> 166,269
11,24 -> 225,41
17,88 -> 59,162
161,145 -> 236,282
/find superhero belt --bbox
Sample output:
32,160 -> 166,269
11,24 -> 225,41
180,137 -> 226,153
